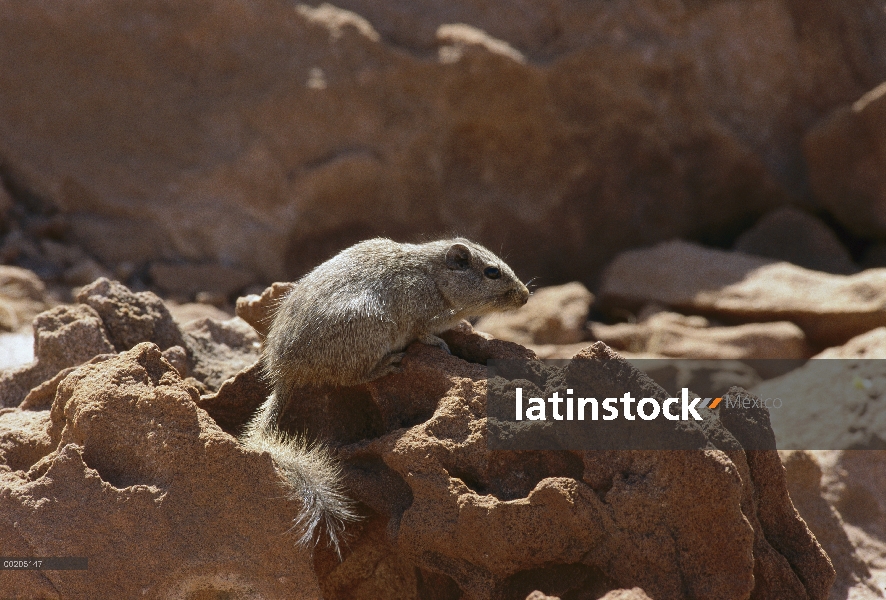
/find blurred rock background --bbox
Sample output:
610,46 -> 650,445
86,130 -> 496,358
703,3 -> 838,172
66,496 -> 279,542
0,0 -> 885,303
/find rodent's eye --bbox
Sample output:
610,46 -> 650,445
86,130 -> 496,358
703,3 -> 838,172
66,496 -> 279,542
484,266 -> 501,279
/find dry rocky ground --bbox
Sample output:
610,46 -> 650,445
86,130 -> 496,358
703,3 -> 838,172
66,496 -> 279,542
0,220 -> 884,599
1,1 -> 886,598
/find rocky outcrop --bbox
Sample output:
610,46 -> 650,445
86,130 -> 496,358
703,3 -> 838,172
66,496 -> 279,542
0,278 -> 260,407
0,280 -> 838,598
0,343 -> 321,599
2,1 -> 885,283
600,240 -> 886,348
805,81 -> 886,238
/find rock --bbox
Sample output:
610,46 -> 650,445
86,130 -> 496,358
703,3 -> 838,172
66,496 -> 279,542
0,309 -> 838,598
180,317 -> 261,391
5,1 -> 886,283
0,343 -> 321,599
197,362 -> 268,437
166,301 -> 234,326
718,388 -> 835,599
75,277 -> 186,352
0,265 -> 52,332
0,304 -> 115,408
752,357 -> 886,451
599,590 -> 653,600
600,240 -> 886,347
325,343 -> 831,599
149,261 -> 257,298
732,207 -> 857,274
820,450 -> 886,542
805,81 -> 886,238
235,281 -> 295,337
814,327 -> 886,358
62,257 -> 112,287
0,407 -> 53,473
590,311 -> 810,359
781,450 -> 883,599
475,282 -> 593,346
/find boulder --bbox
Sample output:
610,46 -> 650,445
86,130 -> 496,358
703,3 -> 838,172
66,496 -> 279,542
814,327 -> 886,358
600,240 -> 886,347
0,304 -> 115,408
732,207 -> 857,274
590,310 -> 810,359
805,82 -> 886,238
0,265 -> 52,332
475,282 -> 593,346
781,450 -> 883,599
3,1 -> 886,283
0,295 -> 837,598
0,343 -> 321,599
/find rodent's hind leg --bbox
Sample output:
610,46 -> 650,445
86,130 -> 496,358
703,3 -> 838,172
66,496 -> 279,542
418,333 -> 451,354
365,351 -> 406,381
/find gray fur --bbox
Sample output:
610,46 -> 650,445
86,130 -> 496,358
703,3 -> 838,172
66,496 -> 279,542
242,237 -> 529,555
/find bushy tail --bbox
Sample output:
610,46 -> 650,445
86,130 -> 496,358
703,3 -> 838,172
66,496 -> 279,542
241,395 -> 358,557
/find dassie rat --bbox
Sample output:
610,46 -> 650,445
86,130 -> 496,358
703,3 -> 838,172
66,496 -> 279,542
242,237 -> 530,555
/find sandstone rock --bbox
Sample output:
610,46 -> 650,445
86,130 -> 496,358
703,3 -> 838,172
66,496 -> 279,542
75,277 -> 186,352
805,81 -> 886,238
0,343 -> 321,599
781,450 -> 883,599
732,207 -> 857,274
320,342 -> 830,599
0,307 -> 839,599
821,450 -> 886,544
0,304 -> 115,408
235,281 -> 295,338
590,310 -> 810,359
814,327 -> 886,358
475,282 -> 593,346
180,316 -> 261,391
753,357 -> 886,451
166,301 -> 234,326
598,590 -> 653,600
0,265 -> 51,332
4,1 -> 886,284
600,240 -> 886,347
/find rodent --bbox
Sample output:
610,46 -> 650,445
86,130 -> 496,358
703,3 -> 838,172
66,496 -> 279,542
241,237 -> 529,556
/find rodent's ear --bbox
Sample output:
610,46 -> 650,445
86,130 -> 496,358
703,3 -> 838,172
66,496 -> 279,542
445,243 -> 472,270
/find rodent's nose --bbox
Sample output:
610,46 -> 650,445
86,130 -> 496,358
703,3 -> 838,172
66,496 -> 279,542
516,284 -> 530,306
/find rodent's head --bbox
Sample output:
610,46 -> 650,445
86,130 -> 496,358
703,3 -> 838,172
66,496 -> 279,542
427,238 -> 529,316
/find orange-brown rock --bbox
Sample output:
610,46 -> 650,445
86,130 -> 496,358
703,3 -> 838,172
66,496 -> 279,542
0,265 -> 53,332
781,450 -> 883,599
600,240 -> 886,348
235,281 -> 295,338
475,282 -> 593,346
590,310 -> 810,359
0,343 -> 321,599
3,1 -> 886,283
0,286 -> 838,599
